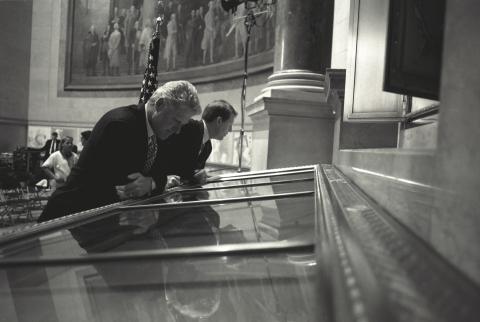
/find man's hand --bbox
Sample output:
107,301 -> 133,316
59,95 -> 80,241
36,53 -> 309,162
166,175 -> 181,189
52,173 -> 65,185
115,172 -> 153,200
193,169 -> 208,184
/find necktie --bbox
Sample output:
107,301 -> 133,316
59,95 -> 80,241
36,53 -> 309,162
50,140 -> 56,154
143,135 -> 158,174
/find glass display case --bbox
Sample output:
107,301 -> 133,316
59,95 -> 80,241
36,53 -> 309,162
0,165 -> 320,322
2,164 -> 479,322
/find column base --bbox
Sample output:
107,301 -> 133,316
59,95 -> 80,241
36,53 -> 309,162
247,90 -> 334,171
255,69 -> 326,102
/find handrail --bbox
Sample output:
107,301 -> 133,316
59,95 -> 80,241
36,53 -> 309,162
170,177 -> 314,193
207,169 -> 314,183
0,240 -> 314,267
0,168 -> 313,248
119,191 -> 314,211
403,103 -> 439,123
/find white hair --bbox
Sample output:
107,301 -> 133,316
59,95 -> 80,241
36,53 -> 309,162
148,80 -> 201,115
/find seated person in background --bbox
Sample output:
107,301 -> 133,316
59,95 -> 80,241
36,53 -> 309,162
40,131 -> 60,161
162,99 -> 237,187
41,136 -> 78,190
37,81 -> 201,223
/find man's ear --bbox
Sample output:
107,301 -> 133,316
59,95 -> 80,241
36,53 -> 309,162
216,116 -> 223,125
154,98 -> 165,111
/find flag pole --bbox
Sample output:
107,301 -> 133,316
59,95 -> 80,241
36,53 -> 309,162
138,2 -> 165,104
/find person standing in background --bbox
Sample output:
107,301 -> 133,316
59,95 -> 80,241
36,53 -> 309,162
40,132 -> 60,161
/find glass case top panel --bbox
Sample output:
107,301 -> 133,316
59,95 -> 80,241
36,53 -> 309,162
146,177 -> 314,204
1,195 -> 314,260
0,250 -> 318,322
206,168 -> 314,184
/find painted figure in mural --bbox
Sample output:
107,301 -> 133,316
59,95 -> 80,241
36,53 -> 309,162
193,7 -> 205,65
138,20 -> 153,70
201,1 -> 216,65
83,24 -> 99,76
176,2 -> 186,54
164,13 -> 178,71
125,5 -> 139,74
99,25 -> 110,76
108,23 -> 122,76
127,20 -> 141,75
184,9 -> 196,68
234,4 -> 247,58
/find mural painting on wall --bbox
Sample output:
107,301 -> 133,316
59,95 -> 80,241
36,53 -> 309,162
68,0 -> 275,88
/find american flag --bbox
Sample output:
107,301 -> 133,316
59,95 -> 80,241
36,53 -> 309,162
138,32 -> 160,104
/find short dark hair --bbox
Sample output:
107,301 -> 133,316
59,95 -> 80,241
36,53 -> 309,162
81,130 -> 92,141
202,100 -> 237,122
51,132 -> 58,137
60,136 -> 73,147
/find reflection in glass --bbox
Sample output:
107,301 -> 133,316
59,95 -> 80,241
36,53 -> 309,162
1,194 -> 314,261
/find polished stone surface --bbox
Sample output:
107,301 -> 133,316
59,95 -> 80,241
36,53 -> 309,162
335,149 -> 437,242
431,0 -> 480,285
247,96 -> 334,170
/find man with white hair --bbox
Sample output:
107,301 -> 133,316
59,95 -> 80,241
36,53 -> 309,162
38,80 -> 201,222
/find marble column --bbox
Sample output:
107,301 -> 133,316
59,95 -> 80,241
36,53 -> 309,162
247,0 -> 335,170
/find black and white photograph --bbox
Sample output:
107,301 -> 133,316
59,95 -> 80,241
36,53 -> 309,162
1,0 -> 479,321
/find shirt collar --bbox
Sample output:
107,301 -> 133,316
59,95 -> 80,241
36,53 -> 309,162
202,119 -> 210,144
145,104 -> 154,139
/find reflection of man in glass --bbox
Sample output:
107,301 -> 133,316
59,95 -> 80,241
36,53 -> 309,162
163,100 -> 237,187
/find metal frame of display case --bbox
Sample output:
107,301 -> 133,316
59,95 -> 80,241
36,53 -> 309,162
0,164 -> 317,251
1,164 -> 479,322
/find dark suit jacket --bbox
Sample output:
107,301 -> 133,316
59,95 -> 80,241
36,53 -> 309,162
41,138 -> 60,160
161,119 -> 212,180
38,104 -> 167,222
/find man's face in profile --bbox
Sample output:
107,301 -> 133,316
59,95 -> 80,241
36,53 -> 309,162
212,114 -> 235,140
151,103 -> 195,140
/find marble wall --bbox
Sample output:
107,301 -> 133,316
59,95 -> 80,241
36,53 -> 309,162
0,0 -> 32,151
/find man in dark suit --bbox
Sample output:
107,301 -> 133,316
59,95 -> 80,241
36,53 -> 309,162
38,80 -> 201,222
162,99 -> 237,186
40,132 -> 60,161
